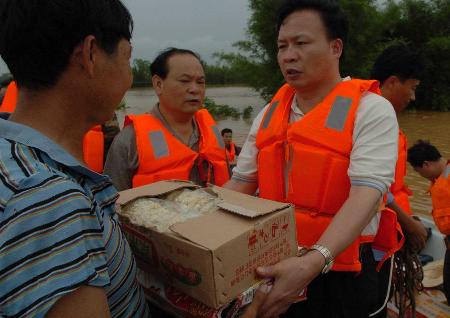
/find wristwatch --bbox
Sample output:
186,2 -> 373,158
310,244 -> 334,274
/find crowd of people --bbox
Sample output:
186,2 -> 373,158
0,0 -> 448,318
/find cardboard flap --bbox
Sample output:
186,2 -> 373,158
170,211 -> 253,250
211,186 -> 291,218
116,180 -> 199,206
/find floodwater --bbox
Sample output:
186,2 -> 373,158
121,86 -> 450,217
399,112 -> 450,216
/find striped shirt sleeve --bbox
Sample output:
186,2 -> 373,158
0,171 -> 111,318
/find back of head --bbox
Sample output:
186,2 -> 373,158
277,0 -> 348,46
0,0 -> 133,90
150,47 -> 202,79
371,44 -> 424,85
407,140 -> 441,168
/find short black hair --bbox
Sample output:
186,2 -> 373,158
150,48 -> 202,79
0,0 -> 133,90
407,140 -> 442,168
371,44 -> 424,85
277,0 -> 348,46
221,128 -> 232,136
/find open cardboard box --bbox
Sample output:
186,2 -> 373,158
116,180 -> 297,309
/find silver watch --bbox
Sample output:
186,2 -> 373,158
310,244 -> 334,274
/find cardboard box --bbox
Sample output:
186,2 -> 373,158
116,180 -> 297,309
136,269 -> 261,318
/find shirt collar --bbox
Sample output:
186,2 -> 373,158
291,77 -> 351,116
151,104 -> 199,147
0,113 -> 106,181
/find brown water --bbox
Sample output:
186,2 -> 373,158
122,87 -> 450,217
398,112 -> 450,216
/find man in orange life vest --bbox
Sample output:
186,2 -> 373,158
371,44 -> 428,252
224,0 -> 399,317
221,128 -> 241,165
370,44 -> 428,318
408,140 -> 450,305
104,48 -> 230,190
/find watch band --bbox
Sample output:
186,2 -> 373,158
310,244 -> 334,274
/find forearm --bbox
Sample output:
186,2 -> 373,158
223,178 -> 258,195
388,199 -> 427,250
388,200 -> 413,229
46,285 -> 111,318
317,186 -> 382,258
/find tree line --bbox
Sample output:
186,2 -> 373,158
215,0 -> 450,111
131,58 -> 246,87
132,0 -> 449,111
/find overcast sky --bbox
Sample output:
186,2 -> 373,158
0,0 -> 251,75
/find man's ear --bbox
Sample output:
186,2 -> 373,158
331,38 -> 343,59
422,161 -> 431,168
384,75 -> 401,88
152,75 -> 163,96
71,35 -> 98,78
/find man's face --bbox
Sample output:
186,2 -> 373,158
222,132 -> 232,146
277,10 -> 340,91
413,161 -> 439,182
154,54 -> 205,115
389,78 -> 420,112
93,39 -> 133,121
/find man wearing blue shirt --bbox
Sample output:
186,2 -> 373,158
0,1 -> 149,317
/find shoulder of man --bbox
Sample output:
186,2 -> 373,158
358,91 -> 397,122
111,124 -> 136,147
0,138 -> 92,206
0,154 -> 111,318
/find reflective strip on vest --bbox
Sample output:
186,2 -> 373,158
262,101 -> 279,129
325,96 -> 352,131
211,125 -> 225,148
149,130 -> 169,159
444,165 -> 450,179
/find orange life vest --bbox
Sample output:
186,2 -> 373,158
256,79 -> 396,272
372,205 -> 404,271
226,143 -> 236,162
0,81 -> 18,113
82,125 -> 104,173
125,109 -> 230,188
430,163 -> 450,235
371,132 -> 409,270
390,130 -> 413,214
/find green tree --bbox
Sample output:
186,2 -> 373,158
203,62 -> 247,85
387,0 -> 450,110
215,0 -> 450,110
131,58 -> 246,87
340,0 -> 386,78
132,58 -> 151,87
214,0 -> 285,100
